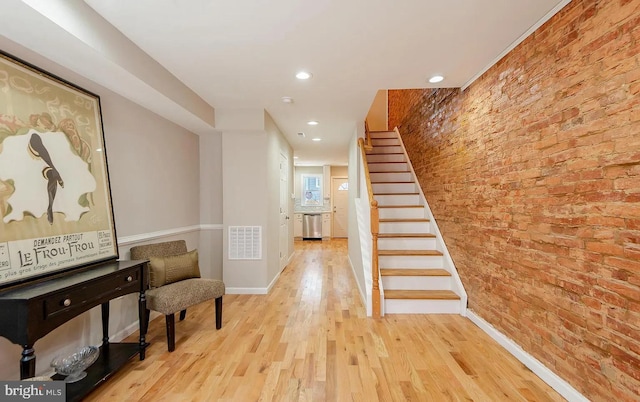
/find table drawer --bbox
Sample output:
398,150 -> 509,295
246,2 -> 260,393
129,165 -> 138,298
43,268 -> 140,318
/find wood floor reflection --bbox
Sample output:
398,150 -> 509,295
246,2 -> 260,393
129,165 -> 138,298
86,239 -> 564,401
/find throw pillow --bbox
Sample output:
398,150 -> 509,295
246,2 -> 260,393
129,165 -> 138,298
148,249 -> 201,288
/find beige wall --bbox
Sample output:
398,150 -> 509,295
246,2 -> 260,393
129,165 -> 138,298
331,166 -> 348,177
222,131 -> 269,290
199,133 -> 224,280
0,37 -> 208,379
365,90 -> 388,131
265,112 -> 294,282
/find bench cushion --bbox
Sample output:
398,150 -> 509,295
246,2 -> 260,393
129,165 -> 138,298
146,278 -> 225,315
148,249 -> 201,287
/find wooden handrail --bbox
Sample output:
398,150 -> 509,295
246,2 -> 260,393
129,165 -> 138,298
364,120 -> 373,151
358,137 -> 380,318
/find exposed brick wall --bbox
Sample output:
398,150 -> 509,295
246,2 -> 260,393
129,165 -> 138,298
389,1 -> 640,400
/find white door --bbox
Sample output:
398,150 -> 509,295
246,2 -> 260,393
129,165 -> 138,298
332,177 -> 349,238
279,154 -> 289,270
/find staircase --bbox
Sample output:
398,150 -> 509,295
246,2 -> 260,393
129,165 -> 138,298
366,130 -> 463,314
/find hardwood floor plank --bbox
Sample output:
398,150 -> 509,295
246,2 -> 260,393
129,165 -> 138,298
85,239 -> 565,402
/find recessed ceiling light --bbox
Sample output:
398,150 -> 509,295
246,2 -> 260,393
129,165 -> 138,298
294,156 -> 299,159
312,138 -> 322,142
307,120 -> 319,126
296,71 -> 312,80
281,96 -> 293,103
429,75 -> 444,83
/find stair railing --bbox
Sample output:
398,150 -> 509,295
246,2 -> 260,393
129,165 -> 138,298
364,120 -> 373,151
358,137 -> 380,318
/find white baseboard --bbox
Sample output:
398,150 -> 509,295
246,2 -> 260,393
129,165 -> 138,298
348,255 -> 366,306
267,271 -> 281,293
467,310 -> 588,402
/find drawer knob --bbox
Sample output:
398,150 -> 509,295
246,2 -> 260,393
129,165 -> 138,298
63,298 -> 71,307
126,276 -> 133,282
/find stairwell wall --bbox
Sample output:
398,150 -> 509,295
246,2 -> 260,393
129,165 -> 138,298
388,1 -> 640,400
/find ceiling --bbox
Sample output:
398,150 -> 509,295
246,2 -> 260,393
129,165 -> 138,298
3,0 -> 568,166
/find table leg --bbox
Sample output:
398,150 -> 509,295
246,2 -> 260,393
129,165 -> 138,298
20,345 -> 35,379
101,302 -> 110,348
139,290 -> 147,360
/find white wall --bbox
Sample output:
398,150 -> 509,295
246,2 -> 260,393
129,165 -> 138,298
348,126 -> 366,298
0,37 -> 209,379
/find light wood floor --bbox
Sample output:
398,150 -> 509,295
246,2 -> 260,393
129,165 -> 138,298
86,239 -> 565,401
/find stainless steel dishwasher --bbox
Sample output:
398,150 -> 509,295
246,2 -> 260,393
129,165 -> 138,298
302,214 -> 322,240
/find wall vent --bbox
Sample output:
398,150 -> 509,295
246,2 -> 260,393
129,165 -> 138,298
228,226 -> 262,260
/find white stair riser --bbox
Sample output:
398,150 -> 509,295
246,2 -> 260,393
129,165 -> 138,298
378,237 -> 437,250
369,146 -> 403,154
379,221 -> 430,233
372,182 -> 416,193
370,172 -> 413,182
379,207 -> 425,220
371,138 -> 400,146
384,299 -> 461,314
368,162 -> 408,172
375,194 -> 420,206
379,255 -> 444,268
367,154 -> 406,163
382,276 -> 452,290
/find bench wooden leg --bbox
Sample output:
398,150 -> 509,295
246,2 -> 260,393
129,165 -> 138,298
166,313 -> 175,352
179,309 -> 186,321
215,296 -> 223,329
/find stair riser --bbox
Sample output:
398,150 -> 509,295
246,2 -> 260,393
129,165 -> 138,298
367,154 -> 406,163
372,183 -> 416,193
379,222 -> 430,233
379,208 -> 425,220
378,238 -> 437,250
371,137 -> 400,146
382,276 -> 452,290
379,255 -> 444,268
370,172 -> 413,182
375,194 -> 420,206
368,162 -> 408,172
384,299 -> 461,314
369,131 -> 396,139
368,146 -> 403,154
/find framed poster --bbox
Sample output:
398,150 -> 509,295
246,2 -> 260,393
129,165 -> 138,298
0,50 -> 118,289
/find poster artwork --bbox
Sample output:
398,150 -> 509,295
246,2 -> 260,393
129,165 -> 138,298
0,51 -> 118,287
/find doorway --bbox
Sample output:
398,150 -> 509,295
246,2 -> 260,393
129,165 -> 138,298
331,177 -> 348,238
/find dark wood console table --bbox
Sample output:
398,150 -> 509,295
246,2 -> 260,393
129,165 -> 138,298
0,259 -> 148,401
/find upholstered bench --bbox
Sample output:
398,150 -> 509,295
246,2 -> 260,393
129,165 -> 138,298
130,240 -> 225,352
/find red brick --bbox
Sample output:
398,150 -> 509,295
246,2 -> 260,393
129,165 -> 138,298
388,0 -> 640,399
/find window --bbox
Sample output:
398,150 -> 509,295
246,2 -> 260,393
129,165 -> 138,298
301,174 -> 322,206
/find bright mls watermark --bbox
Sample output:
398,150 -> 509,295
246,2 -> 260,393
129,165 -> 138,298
0,381 -> 64,401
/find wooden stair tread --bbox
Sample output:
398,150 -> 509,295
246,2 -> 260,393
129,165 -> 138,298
380,268 -> 450,276
374,192 -> 419,196
379,218 -> 430,222
368,161 -> 406,163
366,152 -> 404,155
378,205 -> 423,208
371,170 -> 411,173
378,250 -> 443,256
384,290 -> 460,300
378,233 -> 435,238
371,181 -> 415,184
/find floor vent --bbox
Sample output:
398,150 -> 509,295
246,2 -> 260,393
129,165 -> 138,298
228,226 -> 262,260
